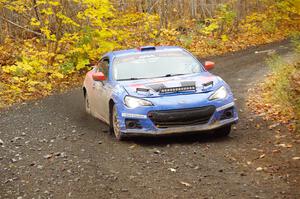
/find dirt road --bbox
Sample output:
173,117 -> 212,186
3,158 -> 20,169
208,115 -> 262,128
1,41 -> 299,199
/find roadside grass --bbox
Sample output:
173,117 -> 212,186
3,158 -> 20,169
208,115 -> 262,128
247,36 -> 300,133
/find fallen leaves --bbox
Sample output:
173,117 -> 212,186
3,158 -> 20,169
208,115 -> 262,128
129,145 -> 136,149
153,149 -> 161,154
180,181 -> 192,187
272,149 -> 280,153
255,124 -> 261,129
43,152 -> 67,160
276,143 -> 293,148
268,123 -> 280,130
0,70 -> 85,110
256,167 -> 263,171
246,61 -> 300,133
168,168 -> 177,172
43,154 -> 52,159
259,154 -> 265,159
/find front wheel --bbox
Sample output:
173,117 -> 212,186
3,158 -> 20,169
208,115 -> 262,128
215,125 -> 231,137
112,105 -> 124,141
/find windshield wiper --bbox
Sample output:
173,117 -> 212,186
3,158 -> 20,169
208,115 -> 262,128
118,74 -> 186,81
117,77 -> 147,81
165,73 -> 185,77
155,73 -> 185,78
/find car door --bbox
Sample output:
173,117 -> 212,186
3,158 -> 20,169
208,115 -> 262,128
92,57 -> 111,123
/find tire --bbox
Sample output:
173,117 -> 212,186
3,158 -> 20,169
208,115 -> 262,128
215,125 -> 231,137
112,105 -> 124,141
85,94 -> 91,114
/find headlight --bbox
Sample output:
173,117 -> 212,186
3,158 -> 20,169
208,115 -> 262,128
209,86 -> 228,100
124,96 -> 153,108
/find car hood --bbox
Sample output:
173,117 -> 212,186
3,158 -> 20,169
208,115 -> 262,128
118,72 -> 223,98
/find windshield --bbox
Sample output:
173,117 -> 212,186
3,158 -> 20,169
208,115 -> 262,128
113,50 -> 203,81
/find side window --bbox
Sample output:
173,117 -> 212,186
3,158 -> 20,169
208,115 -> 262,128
96,58 -> 109,78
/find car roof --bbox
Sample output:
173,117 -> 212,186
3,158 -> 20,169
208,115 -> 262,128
106,46 -> 185,58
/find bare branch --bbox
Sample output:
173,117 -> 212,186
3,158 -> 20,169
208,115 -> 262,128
0,15 -> 42,36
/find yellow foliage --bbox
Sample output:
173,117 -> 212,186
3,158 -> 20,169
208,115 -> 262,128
56,12 -> 79,27
30,18 -> 41,26
41,8 -> 53,15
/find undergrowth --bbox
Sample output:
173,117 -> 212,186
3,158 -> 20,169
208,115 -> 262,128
247,35 -> 300,133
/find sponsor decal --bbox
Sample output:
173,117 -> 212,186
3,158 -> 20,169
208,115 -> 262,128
130,84 -> 146,88
121,113 -> 147,119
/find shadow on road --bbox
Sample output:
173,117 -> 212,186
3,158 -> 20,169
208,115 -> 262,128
77,109 -> 233,146
126,131 -> 232,146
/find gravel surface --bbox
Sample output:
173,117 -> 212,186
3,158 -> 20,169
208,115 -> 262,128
1,41 -> 299,199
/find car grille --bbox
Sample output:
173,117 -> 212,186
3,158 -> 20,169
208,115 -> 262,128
148,106 -> 216,128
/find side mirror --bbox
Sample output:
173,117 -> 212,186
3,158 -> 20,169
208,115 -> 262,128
204,61 -> 215,71
92,72 -> 106,81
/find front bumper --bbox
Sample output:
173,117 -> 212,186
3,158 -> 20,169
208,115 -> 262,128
118,101 -> 238,137
123,117 -> 238,136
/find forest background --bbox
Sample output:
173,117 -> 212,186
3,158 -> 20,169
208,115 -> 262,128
0,0 -> 299,109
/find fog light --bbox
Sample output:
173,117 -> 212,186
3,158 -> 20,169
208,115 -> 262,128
220,107 -> 234,120
125,119 -> 142,129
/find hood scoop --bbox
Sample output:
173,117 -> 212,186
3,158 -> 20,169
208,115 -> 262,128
202,81 -> 214,91
136,87 -> 152,96
136,87 -> 150,92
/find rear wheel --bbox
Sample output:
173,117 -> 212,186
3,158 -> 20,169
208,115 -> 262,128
84,94 -> 91,114
215,125 -> 231,137
112,105 -> 124,141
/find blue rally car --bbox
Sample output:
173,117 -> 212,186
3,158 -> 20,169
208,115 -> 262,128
83,46 -> 238,140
